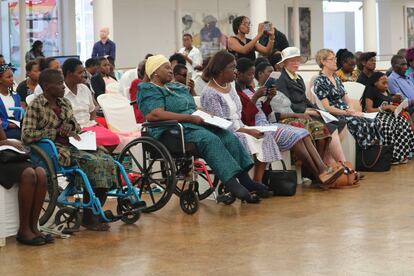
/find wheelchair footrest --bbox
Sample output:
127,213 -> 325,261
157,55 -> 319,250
102,210 -> 123,222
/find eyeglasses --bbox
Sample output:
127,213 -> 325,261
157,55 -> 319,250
242,22 -> 252,27
325,57 -> 337,62
225,65 -> 237,72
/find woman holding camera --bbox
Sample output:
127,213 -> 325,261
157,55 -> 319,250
227,16 -> 274,61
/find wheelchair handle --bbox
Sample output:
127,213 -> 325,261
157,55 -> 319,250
142,121 -> 186,154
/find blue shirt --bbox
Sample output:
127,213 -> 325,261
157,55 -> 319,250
387,71 -> 414,100
91,39 -> 116,60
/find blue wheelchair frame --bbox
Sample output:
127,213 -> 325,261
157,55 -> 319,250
34,139 -> 144,223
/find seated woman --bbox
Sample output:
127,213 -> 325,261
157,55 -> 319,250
256,52 -> 350,167
360,72 -> 414,164
336,49 -> 358,82
237,59 -> 331,175
314,49 -> 383,149
137,54 -> 262,203
0,64 -> 22,139
16,61 -> 40,108
91,57 -> 118,99
62,58 -> 120,152
201,50 -> 343,189
22,69 -> 119,231
227,16 -> 274,61
0,123 -> 49,246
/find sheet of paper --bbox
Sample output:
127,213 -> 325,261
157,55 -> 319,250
394,99 -> 409,117
0,145 -> 26,154
69,131 -> 97,151
245,125 -> 278,132
192,110 -> 232,130
316,110 -> 339,123
362,112 -> 378,120
8,119 -> 20,128
264,71 -> 281,88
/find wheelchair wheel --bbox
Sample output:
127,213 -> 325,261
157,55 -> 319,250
116,198 -> 141,224
217,182 -> 236,205
197,175 -> 219,201
30,144 -> 59,226
118,137 -> 176,213
55,207 -> 81,231
179,189 -> 199,215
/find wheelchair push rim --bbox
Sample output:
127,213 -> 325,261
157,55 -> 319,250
117,137 -> 177,213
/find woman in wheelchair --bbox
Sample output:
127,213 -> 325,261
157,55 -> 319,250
200,51 -> 344,189
137,54 -> 263,203
0,124 -> 49,246
22,69 -> 120,231
0,64 -> 22,139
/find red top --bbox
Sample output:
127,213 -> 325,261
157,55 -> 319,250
129,78 -> 145,123
235,87 -> 258,127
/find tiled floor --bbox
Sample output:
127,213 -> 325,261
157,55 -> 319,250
2,164 -> 414,275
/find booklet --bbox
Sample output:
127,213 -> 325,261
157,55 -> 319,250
8,119 -> 21,128
394,99 -> 409,117
0,145 -> 27,154
264,71 -> 281,89
192,110 -> 232,130
316,110 -> 339,123
245,125 -> 278,132
69,131 -> 97,151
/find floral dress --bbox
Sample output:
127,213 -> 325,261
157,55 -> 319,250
313,73 -> 383,148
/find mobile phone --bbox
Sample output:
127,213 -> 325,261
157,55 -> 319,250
264,21 -> 271,32
186,71 -> 193,86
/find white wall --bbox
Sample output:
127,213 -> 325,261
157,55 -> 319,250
378,0 -> 414,56
111,0 -> 324,69
324,12 -> 355,53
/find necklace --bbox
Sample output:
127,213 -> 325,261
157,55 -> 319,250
212,78 -> 228,89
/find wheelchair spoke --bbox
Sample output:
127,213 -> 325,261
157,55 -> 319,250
127,149 -> 144,172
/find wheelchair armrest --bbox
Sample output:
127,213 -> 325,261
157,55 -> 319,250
142,120 -> 180,128
36,139 -> 60,157
9,107 -> 25,120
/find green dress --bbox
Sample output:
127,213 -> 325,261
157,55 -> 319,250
138,82 -> 253,183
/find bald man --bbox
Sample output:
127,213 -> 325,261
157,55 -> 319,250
91,27 -> 116,60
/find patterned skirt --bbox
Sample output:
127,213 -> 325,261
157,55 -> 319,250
375,112 -> 414,161
270,123 -> 309,152
280,117 -> 331,141
339,115 -> 383,148
70,148 -> 119,189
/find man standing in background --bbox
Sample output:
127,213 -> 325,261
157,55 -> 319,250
178,33 -> 203,73
91,27 -> 116,61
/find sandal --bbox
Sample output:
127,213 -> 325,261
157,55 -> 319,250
318,166 -> 344,189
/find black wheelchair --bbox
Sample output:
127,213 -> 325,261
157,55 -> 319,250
117,120 -> 236,215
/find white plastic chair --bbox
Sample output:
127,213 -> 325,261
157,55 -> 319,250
193,96 -> 201,108
106,82 -> 121,95
0,185 -> 19,247
343,82 -> 365,112
119,69 -> 138,99
97,94 -> 140,153
26,94 -> 36,106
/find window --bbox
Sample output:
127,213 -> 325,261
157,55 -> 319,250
75,0 -> 94,61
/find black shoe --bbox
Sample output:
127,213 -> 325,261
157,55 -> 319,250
16,235 -> 47,246
243,194 -> 261,204
254,189 -> 274,198
42,234 -> 55,243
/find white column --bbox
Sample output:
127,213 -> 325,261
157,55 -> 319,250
18,0 -> 26,76
175,0 -> 182,50
292,0 -> 300,49
363,0 -> 377,52
249,0 -> 267,37
92,0 -> 114,41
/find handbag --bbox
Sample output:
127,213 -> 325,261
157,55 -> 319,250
262,160 -> 297,196
0,149 -> 31,163
330,161 -> 360,189
355,144 -> 393,172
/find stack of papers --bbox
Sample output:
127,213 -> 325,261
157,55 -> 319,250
69,131 -> 97,151
192,110 -> 232,130
362,112 -> 378,119
317,110 -> 338,123
245,125 -> 278,132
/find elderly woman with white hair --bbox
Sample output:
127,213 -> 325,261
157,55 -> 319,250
137,54 -> 264,203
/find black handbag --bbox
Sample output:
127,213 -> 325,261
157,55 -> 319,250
262,160 -> 297,196
355,144 -> 393,172
0,149 -> 31,163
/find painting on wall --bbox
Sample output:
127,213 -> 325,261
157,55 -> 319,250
181,13 -> 236,59
405,6 -> 414,48
287,7 -> 311,58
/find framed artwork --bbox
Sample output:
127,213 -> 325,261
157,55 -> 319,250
405,6 -> 414,48
181,13 -> 236,59
287,7 -> 311,58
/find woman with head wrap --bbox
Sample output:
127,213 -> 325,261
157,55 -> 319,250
360,71 -> 414,164
137,55 -> 262,203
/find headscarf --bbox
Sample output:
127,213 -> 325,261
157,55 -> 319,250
145,55 -> 169,78
0,64 -> 12,75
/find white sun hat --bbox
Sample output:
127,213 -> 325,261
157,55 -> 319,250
278,47 -> 301,64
